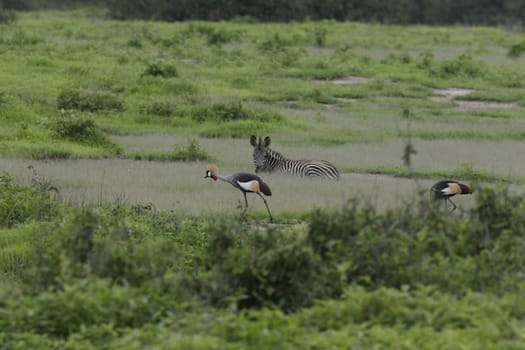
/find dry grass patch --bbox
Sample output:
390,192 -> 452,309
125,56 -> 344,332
111,134 -> 525,180
0,156 -> 486,216
430,88 -> 474,102
314,76 -> 371,85
455,100 -> 518,109
430,88 -> 519,109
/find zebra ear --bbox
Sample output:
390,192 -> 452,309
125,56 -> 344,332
263,136 -> 271,147
250,135 -> 257,146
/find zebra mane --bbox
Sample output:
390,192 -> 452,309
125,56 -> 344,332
265,147 -> 288,161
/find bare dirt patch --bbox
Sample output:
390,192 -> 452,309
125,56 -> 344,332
432,88 -> 474,99
315,76 -> 371,85
456,100 -> 518,109
322,103 -> 340,110
430,88 -> 518,109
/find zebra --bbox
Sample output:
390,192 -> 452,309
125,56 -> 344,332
250,135 -> 340,179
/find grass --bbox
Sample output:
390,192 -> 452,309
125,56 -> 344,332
2,10 -> 525,348
1,10 -> 525,209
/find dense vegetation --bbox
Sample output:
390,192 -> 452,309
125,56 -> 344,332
2,0 -> 524,25
1,9 -> 525,348
2,171 -> 525,348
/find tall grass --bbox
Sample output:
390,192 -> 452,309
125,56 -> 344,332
0,10 -> 524,161
1,176 -> 525,348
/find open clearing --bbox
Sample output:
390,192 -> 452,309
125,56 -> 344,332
0,156 -> 475,215
1,11 -> 525,214
430,88 -> 519,109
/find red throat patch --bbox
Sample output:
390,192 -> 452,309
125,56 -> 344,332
212,175 -> 218,181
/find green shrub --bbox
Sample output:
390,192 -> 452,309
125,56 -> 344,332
198,120 -> 276,137
4,30 -> 41,45
57,88 -> 123,112
192,101 -> 284,124
507,41 -> 525,58
171,138 -> 213,161
206,27 -> 238,45
312,26 -> 327,47
23,206 -> 208,293
45,110 -> 122,151
142,61 -> 178,78
139,100 -> 175,117
430,54 -> 486,79
201,219 -> 344,312
0,9 -> 16,24
132,138 -> 213,161
304,188 -> 525,294
0,173 -> 61,228
1,279 -> 175,338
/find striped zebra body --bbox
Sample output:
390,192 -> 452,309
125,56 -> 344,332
250,135 -> 340,179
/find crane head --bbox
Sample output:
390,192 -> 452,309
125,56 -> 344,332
205,164 -> 218,181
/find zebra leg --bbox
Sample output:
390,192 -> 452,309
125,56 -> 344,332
256,192 -> 273,223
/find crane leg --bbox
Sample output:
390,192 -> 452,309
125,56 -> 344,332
447,198 -> 457,213
241,192 -> 248,216
256,192 -> 273,223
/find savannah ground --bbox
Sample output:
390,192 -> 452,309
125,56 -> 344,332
1,8 -> 525,349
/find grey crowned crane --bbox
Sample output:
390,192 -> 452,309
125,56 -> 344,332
204,164 -> 273,222
430,180 -> 472,213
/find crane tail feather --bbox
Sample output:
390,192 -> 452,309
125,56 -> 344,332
259,181 -> 272,196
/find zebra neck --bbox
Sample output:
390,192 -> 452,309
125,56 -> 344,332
267,149 -> 288,162
263,149 -> 288,170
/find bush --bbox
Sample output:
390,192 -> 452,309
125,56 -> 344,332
171,138 -> 213,161
57,88 -> 123,112
192,101 -> 284,124
22,206 -> 206,293
139,100 -> 175,117
46,110 -> 122,151
0,9 -> 16,24
0,173 -> 61,228
1,279 -> 175,338
132,138 -> 214,162
507,41 -> 525,58
142,61 -> 178,78
430,54 -> 486,79
304,187 -> 525,294
200,219 -> 344,312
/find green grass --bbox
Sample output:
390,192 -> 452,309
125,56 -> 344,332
1,176 -> 525,348
2,11 -> 525,348
1,10 -> 525,160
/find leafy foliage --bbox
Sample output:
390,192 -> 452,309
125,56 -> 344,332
507,40 -> 525,58
1,10 -> 525,348
104,0 -> 525,25
45,110 -> 122,153
0,9 -> 17,24
57,88 -> 123,112
142,60 -> 178,78
201,220 -> 343,311
132,138 -> 214,161
1,178 -> 525,347
191,101 -> 283,124
0,172 -> 61,228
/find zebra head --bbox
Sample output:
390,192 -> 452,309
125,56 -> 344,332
250,135 -> 271,173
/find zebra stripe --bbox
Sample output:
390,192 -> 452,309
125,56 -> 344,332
250,136 -> 339,179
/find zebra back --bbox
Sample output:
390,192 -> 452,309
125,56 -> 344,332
250,135 -> 340,179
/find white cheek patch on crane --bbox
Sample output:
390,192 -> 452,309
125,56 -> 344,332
238,180 -> 260,193
443,182 -> 461,195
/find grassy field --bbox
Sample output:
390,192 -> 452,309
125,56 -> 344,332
1,8 -> 525,211
2,8 -> 525,349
